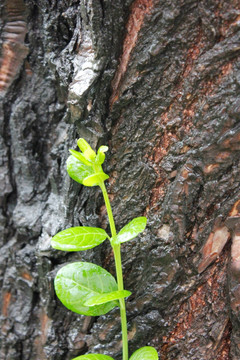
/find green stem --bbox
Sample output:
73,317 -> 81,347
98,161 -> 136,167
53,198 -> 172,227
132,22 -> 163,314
113,244 -> 128,360
100,182 -> 128,360
100,182 -> 117,237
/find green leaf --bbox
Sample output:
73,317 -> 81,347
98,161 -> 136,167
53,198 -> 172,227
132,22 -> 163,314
84,290 -> 132,306
51,227 -> 109,251
112,217 -> 147,245
67,155 -> 94,184
69,149 -> 92,166
83,172 -> 109,187
95,146 -> 108,165
129,346 -> 158,360
72,354 -> 114,360
54,262 -> 118,316
84,148 -> 96,161
98,145 -> 108,153
77,138 -> 93,153
77,138 -> 96,161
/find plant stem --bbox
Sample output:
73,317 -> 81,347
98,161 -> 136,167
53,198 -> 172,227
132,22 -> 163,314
100,182 -> 117,237
100,182 -> 128,360
113,244 -> 129,360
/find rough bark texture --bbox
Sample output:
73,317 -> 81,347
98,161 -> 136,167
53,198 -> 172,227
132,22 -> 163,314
0,0 -> 240,359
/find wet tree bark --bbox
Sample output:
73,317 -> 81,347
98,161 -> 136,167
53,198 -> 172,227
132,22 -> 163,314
0,0 -> 240,359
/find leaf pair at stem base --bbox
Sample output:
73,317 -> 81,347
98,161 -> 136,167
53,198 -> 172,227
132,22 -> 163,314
72,347 -> 158,360
51,217 -> 147,316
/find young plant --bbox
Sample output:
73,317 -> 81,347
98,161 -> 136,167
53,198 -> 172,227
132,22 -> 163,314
51,138 -> 158,360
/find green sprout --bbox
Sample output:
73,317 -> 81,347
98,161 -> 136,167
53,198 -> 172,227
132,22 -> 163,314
51,138 -> 158,360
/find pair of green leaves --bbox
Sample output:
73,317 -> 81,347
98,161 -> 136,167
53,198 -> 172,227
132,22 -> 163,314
52,217 -> 147,316
67,138 -> 109,187
51,217 -> 147,251
72,347 -> 159,360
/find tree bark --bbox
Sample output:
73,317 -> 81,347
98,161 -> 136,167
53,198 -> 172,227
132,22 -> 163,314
0,0 -> 240,359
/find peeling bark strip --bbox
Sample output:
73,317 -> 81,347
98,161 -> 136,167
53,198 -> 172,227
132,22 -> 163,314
0,0 -> 28,96
198,223 -> 230,273
109,0 -> 153,108
199,201 -> 240,274
2,292 -> 11,317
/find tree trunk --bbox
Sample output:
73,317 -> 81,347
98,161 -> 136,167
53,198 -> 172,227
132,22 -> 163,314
0,0 -> 240,359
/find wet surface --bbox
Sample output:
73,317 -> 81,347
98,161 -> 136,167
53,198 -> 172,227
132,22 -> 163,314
0,0 -> 240,359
